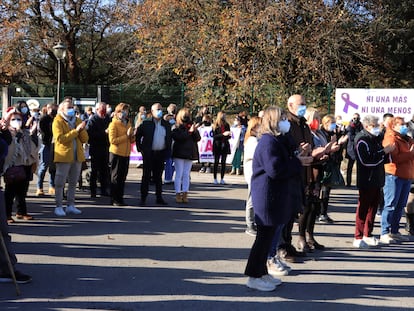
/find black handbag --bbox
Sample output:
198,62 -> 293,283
3,165 -> 26,184
321,161 -> 345,188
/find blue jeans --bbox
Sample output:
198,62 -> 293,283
381,174 -> 411,235
37,144 -> 55,189
164,157 -> 175,181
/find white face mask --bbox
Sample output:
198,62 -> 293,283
370,127 -> 381,136
10,119 -> 22,130
278,119 -> 291,134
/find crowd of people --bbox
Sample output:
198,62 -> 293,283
0,95 -> 413,290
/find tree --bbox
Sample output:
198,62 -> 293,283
0,0 -> 135,90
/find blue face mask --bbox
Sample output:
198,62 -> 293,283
156,109 -> 163,119
21,107 -> 28,115
329,123 -> 337,132
121,111 -> 127,118
66,108 -> 75,117
399,125 -> 408,135
169,119 -> 176,125
297,105 -> 307,118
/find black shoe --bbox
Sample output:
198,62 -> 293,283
287,244 -> 306,257
308,239 -> 325,251
0,270 -> 32,284
156,198 -> 168,205
277,248 -> 298,263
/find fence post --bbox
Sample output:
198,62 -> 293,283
180,83 -> 185,107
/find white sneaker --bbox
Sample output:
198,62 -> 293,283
275,255 -> 292,272
246,277 -> 276,291
380,234 -> 396,244
220,179 -> 226,185
54,206 -> 66,217
267,258 -> 289,276
363,236 -> 379,246
353,238 -> 369,248
261,274 -> 282,286
389,233 -> 409,241
66,205 -> 82,215
213,179 -> 219,185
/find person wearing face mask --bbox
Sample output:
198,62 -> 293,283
107,103 -> 135,206
134,106 -> 147,129
15,101 -> 30,129
318,115 -> 348,223
86,102 -> 111,198
3,109 -> 39,223
212,111 -> 231,185
136,103 -> 172,205
52,98 -> 89,216
36,103 -> 58,196
278,95 -> 325,262
230,116 -> 244,175
163,113 -> 176,184
171,108 -> 201,203
345,113 -> 364,187
352,115 -> 395,248
244,106 -> 311,291
379,117 -> 414,244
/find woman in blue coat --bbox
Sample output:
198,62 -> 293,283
244,106 -> 306,291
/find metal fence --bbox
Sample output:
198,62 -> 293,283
1,83 -> 334,116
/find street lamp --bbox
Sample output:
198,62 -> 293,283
53,42 -> 67,104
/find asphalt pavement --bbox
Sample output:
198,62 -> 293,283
1,167 -> 413,310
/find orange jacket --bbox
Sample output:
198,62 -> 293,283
383,128 -> 414,179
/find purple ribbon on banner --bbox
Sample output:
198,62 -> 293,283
341,93 -> 359,113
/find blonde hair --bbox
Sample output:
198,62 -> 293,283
244,116 -> 262,143
304,107 -> 319,125
114,102 -> 130,114
259,106 -> 285,137
321,114 -> 335,128
175,108 -> 190,126
213,111 -> 226,130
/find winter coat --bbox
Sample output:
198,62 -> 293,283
108,117 -> 134,157
171,124 -> 201,160
383,127 -> 414,180
251,133 -> 303,226
354,129 -> 386,189
52,114 -> 88,163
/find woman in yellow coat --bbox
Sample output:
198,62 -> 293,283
108,103 -> 135,206
53,98 -> 88,216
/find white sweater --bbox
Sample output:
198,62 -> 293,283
243,136 -> 258,185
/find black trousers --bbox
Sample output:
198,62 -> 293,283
141,150 -> 165,199
90,152 -> 109,194
213,153 -> 227,180
245,225 -> 276,278
4,165 -> 31,217
346,158 -> 355,186
109,153 -> 129,204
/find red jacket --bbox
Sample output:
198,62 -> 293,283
383,128 -> 414,179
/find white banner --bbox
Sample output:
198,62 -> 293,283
197,126 -> 241,164
335,88 -> 414,123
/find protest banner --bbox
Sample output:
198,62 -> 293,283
335,88 -> 414,123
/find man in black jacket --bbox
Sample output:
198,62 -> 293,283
135,103 -> 172,205
86,102 -> 111,198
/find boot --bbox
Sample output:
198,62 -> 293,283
175,193 -> 183,203
405,212 -> 414,235
306,232 -> 325,251
182,192 -> 189,203
296,236 -> 310,253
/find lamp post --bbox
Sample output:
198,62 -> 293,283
53,42 -> 67,104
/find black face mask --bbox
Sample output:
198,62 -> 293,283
182,116 -> 191,123
353,118 -> 360,122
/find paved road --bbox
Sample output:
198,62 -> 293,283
1,168 -> 413,310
